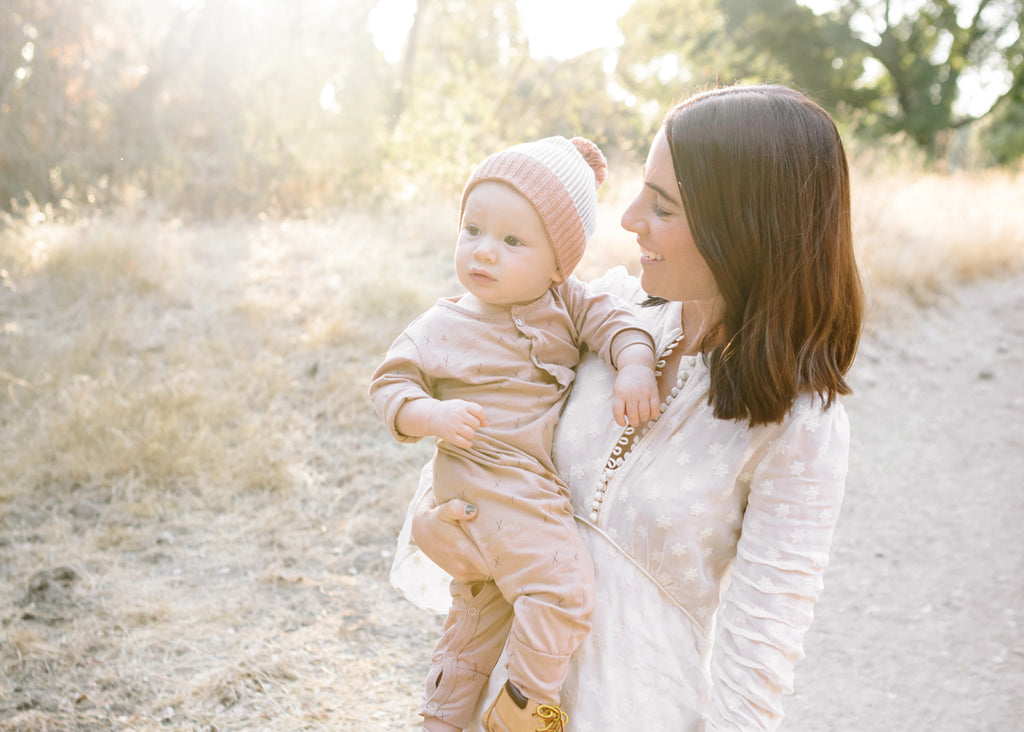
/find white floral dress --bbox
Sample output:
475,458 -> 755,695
390,267 -> 850,730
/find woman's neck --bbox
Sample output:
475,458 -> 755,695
678,296 -> 725,355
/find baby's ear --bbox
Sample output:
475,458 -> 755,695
551,270 -> 565,284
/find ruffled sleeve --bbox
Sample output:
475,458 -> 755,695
706,398 -> 850,730
389,461 -> 453,614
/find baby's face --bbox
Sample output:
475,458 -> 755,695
455,181 -> 559,308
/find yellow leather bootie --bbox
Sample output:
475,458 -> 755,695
482,680 -> 567,732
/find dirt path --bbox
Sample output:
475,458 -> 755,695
783,273 -> 1024,730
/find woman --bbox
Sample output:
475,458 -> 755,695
391,84 -> 863,730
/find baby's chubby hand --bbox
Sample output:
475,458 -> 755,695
612,363 -> 660,428
429,399 -> 487,449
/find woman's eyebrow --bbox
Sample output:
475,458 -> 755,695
645,180 -> 681,206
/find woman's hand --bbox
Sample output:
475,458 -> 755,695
411,490 -> 490,584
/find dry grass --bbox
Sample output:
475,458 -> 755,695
1,160 -> 1022,730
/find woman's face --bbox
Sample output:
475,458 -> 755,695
621,128 -> 719,303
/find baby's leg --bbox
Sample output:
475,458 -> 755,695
420,580 -> 513,730
460,475 -> 596,707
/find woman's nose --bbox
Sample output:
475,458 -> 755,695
620,193 -> 645,234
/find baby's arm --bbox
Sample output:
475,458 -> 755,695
395,398 -> 488,450
612,342 -> 660,428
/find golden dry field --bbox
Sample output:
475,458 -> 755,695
2,163 -> 1024,730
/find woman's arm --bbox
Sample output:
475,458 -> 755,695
705,400 -> 850,731
410,487 -> 489,583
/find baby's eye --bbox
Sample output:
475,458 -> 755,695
504,236 -> 523,247
465,224 -> 480,235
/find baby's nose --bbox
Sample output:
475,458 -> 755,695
473,239 -> 498,261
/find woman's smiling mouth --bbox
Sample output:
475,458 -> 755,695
639,246 -> 664,262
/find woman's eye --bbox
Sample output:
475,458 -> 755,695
651,201 -> 671,218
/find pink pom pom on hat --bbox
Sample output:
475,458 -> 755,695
460,136 -> 608,280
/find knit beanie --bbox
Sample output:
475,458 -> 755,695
460,136 -> 608,281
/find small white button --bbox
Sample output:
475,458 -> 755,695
467,607 -> 478,616
515,318 -> 524,326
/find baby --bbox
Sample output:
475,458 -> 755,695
370,136 -> 658,732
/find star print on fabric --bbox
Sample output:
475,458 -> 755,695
656,513 -> 673,530
800,412 -> 821,433
671,542 -> 688,556
625,506 -> 638,521
684,568 -> 699,582
689,501 -> 705,517
789,460 -> 806,476
761,479 -> 776,495
804,485 -> 821,501
674,450 -> 692,465
698,527 -> 713,542
819,508 -> 835,523
774,504 -> 792,518
714,462 -> 730,477
709,442 -> 725,457
765,546 -> 781,563
790,527 -> 807,543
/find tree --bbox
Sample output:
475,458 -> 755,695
615,0 -> 1024,161
382,0 -> 646,194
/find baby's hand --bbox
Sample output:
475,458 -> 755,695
612,364 -> 660,428
430,399 -> 487,449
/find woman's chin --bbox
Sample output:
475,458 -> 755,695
638,269 -> 663,298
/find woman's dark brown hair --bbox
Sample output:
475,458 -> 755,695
663,84 -> 863,425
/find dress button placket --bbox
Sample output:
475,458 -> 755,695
589,332 -> 687,524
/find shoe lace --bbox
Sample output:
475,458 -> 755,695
533,704 -> 568,732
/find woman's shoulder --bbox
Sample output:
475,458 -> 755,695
775,392 -> 851,447
580,266 -> 646,301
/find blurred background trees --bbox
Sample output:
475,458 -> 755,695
2,0 -> 1022,218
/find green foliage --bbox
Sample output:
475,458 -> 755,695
2,0 -> 1022,218
2,0 -> 395,216
615,0 -> 1024,162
